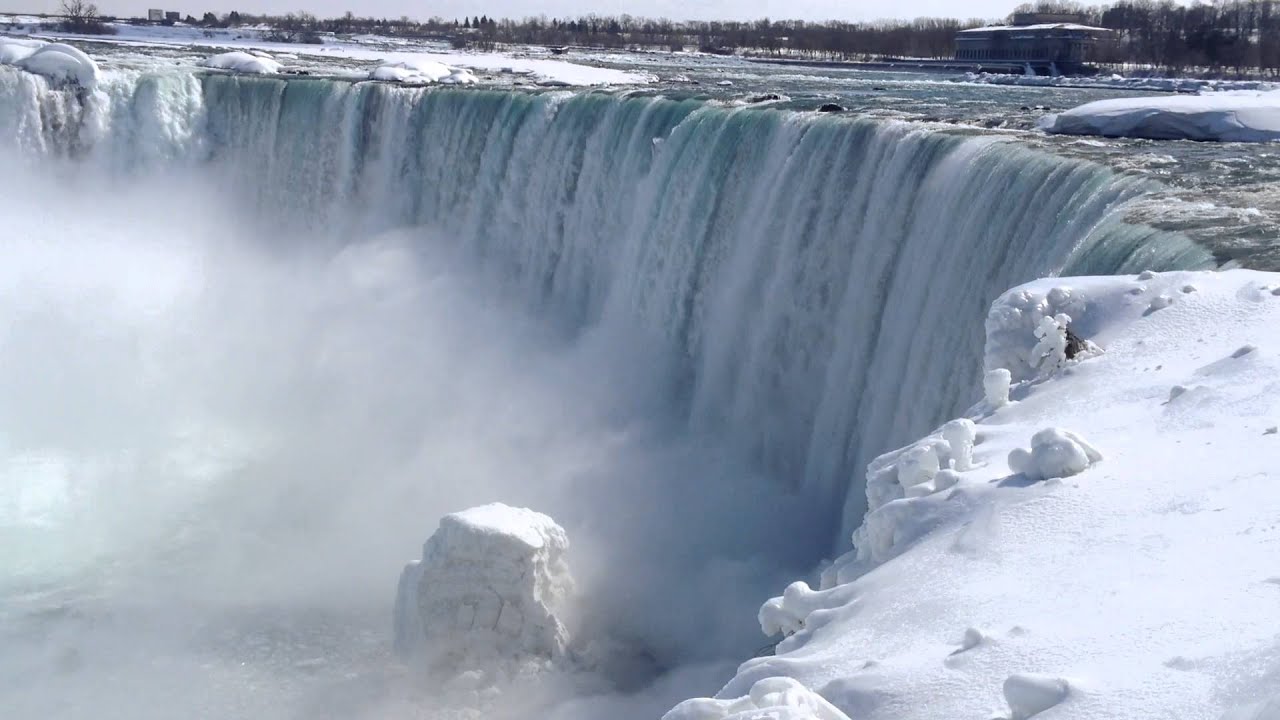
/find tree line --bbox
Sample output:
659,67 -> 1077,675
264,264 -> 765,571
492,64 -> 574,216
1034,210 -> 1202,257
45,0 -> 1280,76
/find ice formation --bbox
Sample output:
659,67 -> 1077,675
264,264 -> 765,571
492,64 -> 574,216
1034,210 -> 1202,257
1040,91 -> 1280,142
984,368 -> 1012,407
0,36 -> 45,64
366,58 -> 478,84
3,42 -> 99,88
200,51 -> 281,75
393,503 -> 574,677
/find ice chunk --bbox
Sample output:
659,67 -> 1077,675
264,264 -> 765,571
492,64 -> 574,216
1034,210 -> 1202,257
200,51 -> 281,75
1003,673 -> 1069,719
393,503 -> 574,672
663,676 -> 851,720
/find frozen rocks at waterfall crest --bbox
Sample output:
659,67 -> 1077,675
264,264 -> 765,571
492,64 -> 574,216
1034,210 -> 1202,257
393,503 -> 575,693
0,39 -> 99,88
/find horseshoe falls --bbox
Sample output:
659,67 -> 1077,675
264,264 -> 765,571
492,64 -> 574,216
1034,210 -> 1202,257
0,69 -> 1214,720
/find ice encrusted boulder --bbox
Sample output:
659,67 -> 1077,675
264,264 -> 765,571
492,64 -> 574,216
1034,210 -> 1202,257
393,503 -> 574,673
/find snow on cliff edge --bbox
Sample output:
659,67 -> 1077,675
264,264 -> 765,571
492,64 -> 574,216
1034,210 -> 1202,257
1040,91 -> 1280,142
669,269 -> 1280,720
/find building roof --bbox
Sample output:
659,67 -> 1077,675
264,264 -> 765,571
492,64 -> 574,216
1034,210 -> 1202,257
957,23 -> 1111,34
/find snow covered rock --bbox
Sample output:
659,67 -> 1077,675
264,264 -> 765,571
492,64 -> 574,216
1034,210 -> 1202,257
200,51 -> 281,75
9,42 -> 98,89
1007,427 -> 1101,482
663,677 -> 851,720
1040,91 -> 1280,142
393,503 -> 574,674
985,368 -> 1012,407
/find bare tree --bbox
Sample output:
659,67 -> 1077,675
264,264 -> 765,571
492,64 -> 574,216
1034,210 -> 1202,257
60,0 -> 111,34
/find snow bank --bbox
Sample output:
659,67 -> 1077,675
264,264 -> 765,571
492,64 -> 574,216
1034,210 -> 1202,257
1040,91 -> 1280,142
674,269 -> 1280,720
2,41 -> 98,88
199,51 -> 281,75
393,503 -> 574,677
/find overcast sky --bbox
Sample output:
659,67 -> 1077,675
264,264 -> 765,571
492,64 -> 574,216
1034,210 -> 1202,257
22,0 -> 1023,23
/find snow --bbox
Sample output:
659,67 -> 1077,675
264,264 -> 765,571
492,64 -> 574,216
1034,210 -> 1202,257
1,41 -> 98,88
1040,91 -> 1280,142
199,50 -> 281,75
368,59 -> 477,84
392,503 -> 574,678
677,269 -> 1280,720
664,676 -> 852,720
3,16 -> 651,86
0,36 -> 44,64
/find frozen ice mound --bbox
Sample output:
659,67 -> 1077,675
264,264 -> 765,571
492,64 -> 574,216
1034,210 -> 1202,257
393,503 -> 574,673
6,42 -> 99,89
200,51 -> 281,75
0,37 -> 46,65
1040,91 -> 1280,142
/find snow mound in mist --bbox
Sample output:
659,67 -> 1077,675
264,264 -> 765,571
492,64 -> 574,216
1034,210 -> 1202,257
674,269 -> 1280,720
4,42 -> 98,88
1040,91 -> 1280,142
664,676 -> 851,720
200,51 -> 281,75
393,503 -> 574,676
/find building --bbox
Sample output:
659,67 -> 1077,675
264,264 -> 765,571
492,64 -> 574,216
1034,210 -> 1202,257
147,9 -> 163,21
164,11 -> 180,22
954,13 -> 1111,75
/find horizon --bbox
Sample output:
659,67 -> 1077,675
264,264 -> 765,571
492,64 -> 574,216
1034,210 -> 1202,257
6,0 -> 1024,24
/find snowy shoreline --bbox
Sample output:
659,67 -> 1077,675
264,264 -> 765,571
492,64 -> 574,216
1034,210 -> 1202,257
672,269 -> 1280,720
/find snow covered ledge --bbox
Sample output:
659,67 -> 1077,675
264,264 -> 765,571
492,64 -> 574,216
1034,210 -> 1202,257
394,503 -> 574,690
669,269 -> 1280,720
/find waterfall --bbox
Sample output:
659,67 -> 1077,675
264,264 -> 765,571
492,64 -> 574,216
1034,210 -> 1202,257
0,68 -> 1214,548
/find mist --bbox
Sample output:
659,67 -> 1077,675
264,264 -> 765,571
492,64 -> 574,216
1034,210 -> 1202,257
0,152 -> 820,719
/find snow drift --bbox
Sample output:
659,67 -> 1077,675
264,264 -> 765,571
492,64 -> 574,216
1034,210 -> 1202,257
369,59 -> 476,84
686,268 -> 1280,720
1041,91 -> 1280,142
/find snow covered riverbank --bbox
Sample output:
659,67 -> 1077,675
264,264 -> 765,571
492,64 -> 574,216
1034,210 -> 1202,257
671,269 -> 1280,720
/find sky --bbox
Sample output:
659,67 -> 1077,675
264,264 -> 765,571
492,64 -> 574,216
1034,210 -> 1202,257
17,0 -> 1023,23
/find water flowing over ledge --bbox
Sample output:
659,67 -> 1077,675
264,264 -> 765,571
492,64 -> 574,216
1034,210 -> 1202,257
0,68 -> 1214,547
